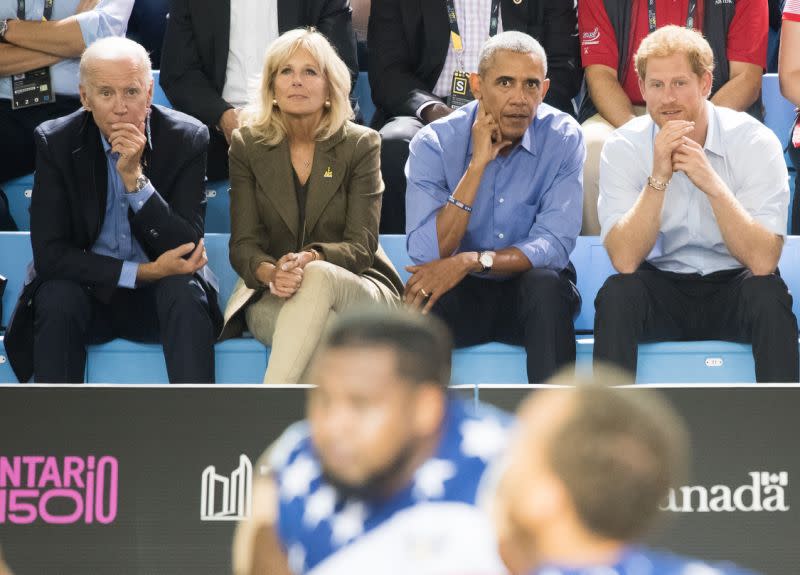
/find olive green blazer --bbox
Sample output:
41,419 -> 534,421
220,121 -> 403,340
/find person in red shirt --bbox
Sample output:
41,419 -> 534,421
576,0 -> 767,235
779,0 -> 800,232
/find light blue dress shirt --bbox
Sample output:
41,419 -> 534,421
598,101 -> 789,275
405,99 -> 585,272
0,0 -> 133,99
91,130 -> 155,289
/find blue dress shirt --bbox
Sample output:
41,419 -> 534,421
0,0 -> 133,99
405,99 -> 585,272
92,131 -> 155,288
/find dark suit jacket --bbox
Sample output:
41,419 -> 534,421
220,121 -> 403,340
367,0 -> 581,122
159,0 -> 359,128
4,105 -> 222,382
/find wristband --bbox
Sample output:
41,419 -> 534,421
447,194 -> 473,213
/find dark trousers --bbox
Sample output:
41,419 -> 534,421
33,275 -> 216,383
431,266 -> 581,383
0,96 -> 82,182
206,127 -> 230,181
378,115 -> 424,234
593,263 -> 799,383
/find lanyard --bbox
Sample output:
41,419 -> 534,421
647,0 -> 697,33
445,0 -> 501,70
17,0 -> 54,21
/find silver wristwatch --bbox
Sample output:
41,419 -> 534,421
127,173 -> 149,194
478,251 -> 494,273
0,20 -> 9,43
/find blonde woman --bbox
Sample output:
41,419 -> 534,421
220,28 -> 403,384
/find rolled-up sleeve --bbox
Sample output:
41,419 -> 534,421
597,130 -> 644,242
405,129 -> 449,264
512,128 -> 585,270
74,0 -> 133,47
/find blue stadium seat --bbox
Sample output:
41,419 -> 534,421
761,74 -> 796,233
762,73 -> 796,167
0,232 -> 32,329
379,234 -> 412,282
151,70 -> 172,108
2,232 -> 800,384
205,180 -> 231,233
354,71 -> 375,126
2,174 -> 33,230
0,338 -> 11,382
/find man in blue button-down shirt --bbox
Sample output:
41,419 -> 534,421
404,31 -> 584,383
0,0 -> 133,183
4,37 -> 222,384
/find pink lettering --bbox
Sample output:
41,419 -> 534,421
21,456 -> 44,486
0,456 -> 118,525
95,456 -> 118,524
38,457 -> 62,488
39,489 -> 83,524
63,456 -> 85,488
8,489 -> 38,524
0,456 -> 20,488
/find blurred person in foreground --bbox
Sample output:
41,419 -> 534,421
232,308 -> 511,575
495,368 -> 761,575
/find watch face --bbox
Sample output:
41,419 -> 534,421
479,252 -> 493,269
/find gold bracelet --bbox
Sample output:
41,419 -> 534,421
647,176 -> 670,191
308,248 -> 320,261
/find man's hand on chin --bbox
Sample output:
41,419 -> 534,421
109,120 -> 147,190
403,252 -> 481,314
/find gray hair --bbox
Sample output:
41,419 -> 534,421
478,31 -> 548,77
79,37 -> 152,86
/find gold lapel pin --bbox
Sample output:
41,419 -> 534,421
324,166 -> 333,178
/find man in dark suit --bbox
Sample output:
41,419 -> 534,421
159,0 -> 358,180
368,0 -> 582,233
6,37 -> 221,384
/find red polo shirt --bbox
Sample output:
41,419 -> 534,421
578,0 -> 768,105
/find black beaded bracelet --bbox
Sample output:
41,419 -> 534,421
447,194 -> 473,213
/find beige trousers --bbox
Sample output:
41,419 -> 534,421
244,261 -> 399,384
580,107 -> 647,235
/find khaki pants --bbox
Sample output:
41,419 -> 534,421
245,260 -> 399,384
581,107 -> 647,235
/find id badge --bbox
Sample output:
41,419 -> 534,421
12,67 -> 55,110
447,70 -> 474,110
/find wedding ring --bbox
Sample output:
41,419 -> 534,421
419,288 -> 430,298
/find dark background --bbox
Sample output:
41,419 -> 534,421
0,385 -> 797,574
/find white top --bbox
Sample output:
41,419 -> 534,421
598,101 -> 789,275
221,0 -> 279,108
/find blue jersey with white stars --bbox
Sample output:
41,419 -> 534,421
530,545 -> 762,575
270,397 -> 512,575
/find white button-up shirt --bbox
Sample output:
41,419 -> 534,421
222,0 -> 278,108
598,101 -> 789,275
